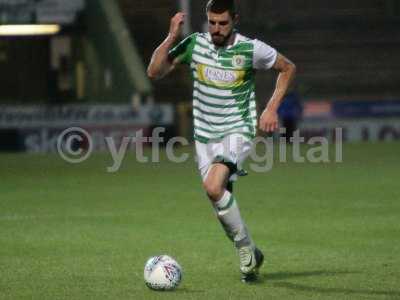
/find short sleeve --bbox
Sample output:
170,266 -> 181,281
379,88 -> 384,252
252,39 -> 278,70
168,33 -> 198,65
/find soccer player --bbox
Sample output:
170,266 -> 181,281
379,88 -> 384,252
147,0 -> 296,282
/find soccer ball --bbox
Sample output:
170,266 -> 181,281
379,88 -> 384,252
144,255 -> 182,290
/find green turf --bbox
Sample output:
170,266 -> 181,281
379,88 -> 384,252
1,143 -> 400,299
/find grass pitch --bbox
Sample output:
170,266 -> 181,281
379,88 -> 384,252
1,142 -> 400,299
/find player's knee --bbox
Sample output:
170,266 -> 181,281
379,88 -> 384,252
203,181 -> 224,201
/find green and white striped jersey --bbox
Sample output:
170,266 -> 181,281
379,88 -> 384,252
169,32 -> 277,143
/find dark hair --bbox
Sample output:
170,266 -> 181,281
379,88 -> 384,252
206,0 -> 236,18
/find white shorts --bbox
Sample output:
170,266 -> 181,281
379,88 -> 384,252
195,133 -> 253,182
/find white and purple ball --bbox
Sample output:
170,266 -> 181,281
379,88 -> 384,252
144,255 -> 182,290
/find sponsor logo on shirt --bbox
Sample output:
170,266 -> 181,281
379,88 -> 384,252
197,65 -> 244,87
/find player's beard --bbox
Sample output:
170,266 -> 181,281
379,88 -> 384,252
211,29 -> 233,47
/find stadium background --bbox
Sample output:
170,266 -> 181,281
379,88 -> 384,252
1,1 -> 399,299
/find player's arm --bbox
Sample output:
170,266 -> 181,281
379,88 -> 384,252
147,13 -> 185,80
259,53 -> 296,132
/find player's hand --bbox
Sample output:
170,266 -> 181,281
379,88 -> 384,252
169,12 -> 185,40
259,107 -> 279,133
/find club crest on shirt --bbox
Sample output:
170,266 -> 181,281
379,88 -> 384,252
232,55 -> 246,68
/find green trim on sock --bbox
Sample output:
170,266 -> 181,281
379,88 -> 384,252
218,195 -> 235,211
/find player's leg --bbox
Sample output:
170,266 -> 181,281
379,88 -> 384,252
203,163 -> 254,247
196,138 -> 263,282
203,163 -> 263,282
203,163 -> 229,201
